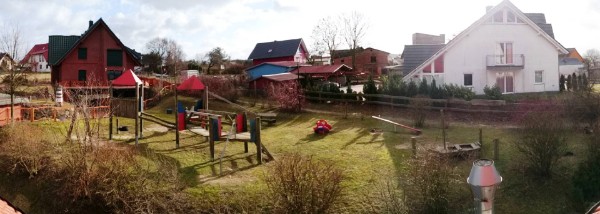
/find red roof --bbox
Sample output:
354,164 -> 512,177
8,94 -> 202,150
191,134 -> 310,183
260,73 -> 300,82
21,43 -> 48,63
112,69 -> 141,87
177,76 -> 205,91
289,64 -> 352,74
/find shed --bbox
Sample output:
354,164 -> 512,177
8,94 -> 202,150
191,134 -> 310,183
250,73 -> 300,91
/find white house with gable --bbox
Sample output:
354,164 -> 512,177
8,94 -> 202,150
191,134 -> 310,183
403,0 -> 568,94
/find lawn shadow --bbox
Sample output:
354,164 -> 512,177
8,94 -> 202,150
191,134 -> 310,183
182,153 -> 261,185
297,132 -> 328,144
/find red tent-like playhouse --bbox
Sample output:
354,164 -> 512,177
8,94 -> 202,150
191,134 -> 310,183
176,76 -> 205,91
111,69 -> 142,87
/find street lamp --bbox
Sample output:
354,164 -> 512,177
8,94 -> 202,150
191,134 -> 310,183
467,159 -> 503,214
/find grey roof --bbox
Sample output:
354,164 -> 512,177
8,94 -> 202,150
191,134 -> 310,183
559,57 -> 583,66
524,13 -> 554,39
401,44 -> 444,76
248,38 -> 303,60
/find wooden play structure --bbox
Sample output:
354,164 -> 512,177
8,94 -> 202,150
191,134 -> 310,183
371,116 -> 422,135
107,71 -> 274,164
188,111 -> 273,164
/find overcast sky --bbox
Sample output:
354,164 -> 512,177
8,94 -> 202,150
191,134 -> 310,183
2,0 -> 599,60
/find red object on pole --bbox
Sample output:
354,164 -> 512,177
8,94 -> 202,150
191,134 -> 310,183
177,113 -> 185,131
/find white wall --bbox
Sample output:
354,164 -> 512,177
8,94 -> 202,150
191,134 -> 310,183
422,22 -> 562,94
559,64 -> 584,76
30,54 -> 50,72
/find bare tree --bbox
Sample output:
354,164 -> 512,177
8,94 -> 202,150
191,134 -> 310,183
584,49 -> 600,78
311,17 -> 340,64
204,47 -> 229,75
341,11 -> 368,70
0,23 -> 28,125
145,37 -> 185,75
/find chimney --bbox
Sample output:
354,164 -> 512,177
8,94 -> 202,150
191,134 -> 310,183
89,20 -> 93,29
440,34 -> 445,43
486,6 -> 493,13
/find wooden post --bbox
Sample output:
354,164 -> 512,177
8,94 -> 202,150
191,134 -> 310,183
208,117 -> 214,161
109,82 -> 113,140
116,118 -> 119,134
244,142 -> 249,153
135,83 -> 139,146
494,139 -> 499,161
52,108 -> 57,120
30,108 -> 34,122
204,86 -> 209,111
140,83 -> 144,138
256,117 -> 262,164
411,136 -> 417,158
441,109 -> 446,151
175,84 -> 180,148
479,128 -> 483,157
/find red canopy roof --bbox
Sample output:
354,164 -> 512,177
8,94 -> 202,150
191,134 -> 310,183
177,76 -> 205,91
112,69 -> 142,87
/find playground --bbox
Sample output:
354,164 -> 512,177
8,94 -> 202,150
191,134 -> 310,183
0,72 -> 592,213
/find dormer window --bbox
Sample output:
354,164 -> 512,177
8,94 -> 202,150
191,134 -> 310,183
490,9 -> 524,24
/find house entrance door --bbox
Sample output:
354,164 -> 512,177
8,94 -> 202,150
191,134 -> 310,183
495,72 -> 514,93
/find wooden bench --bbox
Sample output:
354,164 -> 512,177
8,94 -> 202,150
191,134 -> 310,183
257,112 -> 277,125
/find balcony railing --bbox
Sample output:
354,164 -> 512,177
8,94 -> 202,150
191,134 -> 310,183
486,54 -> 525,67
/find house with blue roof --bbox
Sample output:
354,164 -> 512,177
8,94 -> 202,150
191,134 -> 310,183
247,38 -> 308,66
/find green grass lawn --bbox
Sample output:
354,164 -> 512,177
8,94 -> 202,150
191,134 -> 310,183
1,94 -> 591,213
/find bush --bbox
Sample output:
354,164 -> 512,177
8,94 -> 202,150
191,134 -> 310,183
264,153 -> 344,214
567,74 -> 573,91
411,95 -> 430,128
379,74 -> 405,97
0,124 -> 52,178
363,75 -> 378,101
406,81 -> 418,97
483,85 -> 503,100
571,153 -> 600,211
442,84 -> 475,101
200,75 -> 239,102
572,73 -> 579,91
516,111 -> 568,178
268,81 -> 305,112
418,79 -> 429,95
399,150 -> 469,213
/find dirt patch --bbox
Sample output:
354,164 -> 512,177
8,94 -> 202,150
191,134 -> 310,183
394,143 -> 412,150
145,124 -> 169,133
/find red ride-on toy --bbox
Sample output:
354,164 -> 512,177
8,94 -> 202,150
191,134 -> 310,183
313,119 -> 332,134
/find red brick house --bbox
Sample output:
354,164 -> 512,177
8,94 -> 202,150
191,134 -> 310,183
248,38 -> 309,66
332,47 -> 389,76
49,19 -> 142,86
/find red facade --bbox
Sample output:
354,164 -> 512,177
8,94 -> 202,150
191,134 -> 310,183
252,56 -> 295,65
52,21 -> 140,86
332,48 -> 389,76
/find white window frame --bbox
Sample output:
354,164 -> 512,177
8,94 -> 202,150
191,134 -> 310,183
463,73 -> 473,87
534,70 -> 544,84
